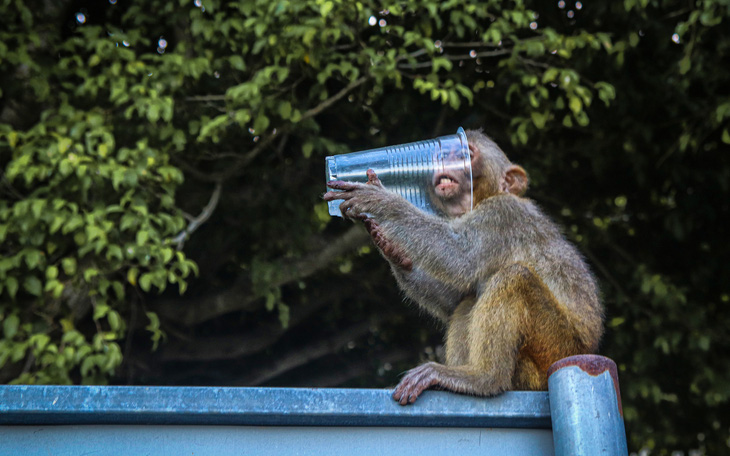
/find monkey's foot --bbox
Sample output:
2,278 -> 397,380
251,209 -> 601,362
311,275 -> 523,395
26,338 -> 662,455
392,362 -> 440,405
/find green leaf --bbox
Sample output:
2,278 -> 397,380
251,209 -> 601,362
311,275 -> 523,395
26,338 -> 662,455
320,1 -> 333,17
24,249 -> 42,269
302,142 -> 314,158
24,277 -> 43,298
80,356 -> 95,377
278,302 -> 290,328
139,272 -> 153,292
49,217 -> 65,234
432,57 -> 453,72
569,96 -> 582,115
93,304 -> 110,321
230,55 -> 246,71
136,230 -> 149,246
278,101 -> 292,120
698,335 -> 711,351
112,281 -> 125,300
265,290 -> 276,311
678,56 -> 691,75
5,277 -> 19,299
542,68 -> 559,83
161,248 -> 174,264
124,169 -> 138,187
46,266 -> 59,280
63,215 -> 84,234
147,104 -> 160,122
120,214 -> 137,232
253,114 -> 269,133
11,344 -> 27,362
31,200 -> 45,219
198,114 -> 229,140
146,311 -> 160,331
83,268 -> 99,283
608,317 -> 626,327
531,112 -> 548,129
106,245 -> 123,262
3,314 -> 19,339
108,311 -> 121,332
62,258 -> 77,275
127,267 -> 139,286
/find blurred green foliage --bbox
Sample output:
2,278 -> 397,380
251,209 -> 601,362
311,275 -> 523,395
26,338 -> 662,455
1,0 -> 728,453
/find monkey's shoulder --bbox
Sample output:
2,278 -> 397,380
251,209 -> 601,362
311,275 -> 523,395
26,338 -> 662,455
471,195 -> 555,227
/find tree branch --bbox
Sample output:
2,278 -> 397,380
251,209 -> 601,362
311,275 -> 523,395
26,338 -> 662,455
581,245 -> 629,302
397,49 -> 513,69
171,182 -> 222,249
234,318 -> 379,386
159,295 -> 330,361
299,75 -> 370,122
441,41 -> 503,48
288,347 -> 413,387
181,76 -> 370,183
156,224 -> 371,326
184,94 -> 226,102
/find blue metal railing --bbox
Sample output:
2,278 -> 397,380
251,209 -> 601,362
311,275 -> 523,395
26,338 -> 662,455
0,355 -> 627,456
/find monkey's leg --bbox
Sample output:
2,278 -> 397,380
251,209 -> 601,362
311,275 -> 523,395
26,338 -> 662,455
393,263 -> 581,404
444,297 -> 476,365
393,266 -> 523,405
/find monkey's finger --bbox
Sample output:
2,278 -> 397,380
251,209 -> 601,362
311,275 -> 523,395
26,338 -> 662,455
366,169 -> 383,187
326,180 -> 367,191
393,385 -> 411,406
408,385 -> 425,404
362,218 -> 376,232
349,212 -> 369,223
406,376 -> 438,404
323,190 -> 356,202
339,200 -> 365,220
399,257 -> 413,271
404,386 -> 420,405
339,199 -> 355,214
393,380 -> 408,402
399,394 -> 410,406
394,377 -> 421,405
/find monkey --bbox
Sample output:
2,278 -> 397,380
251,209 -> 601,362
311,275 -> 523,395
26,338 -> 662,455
323,129 -> 604,405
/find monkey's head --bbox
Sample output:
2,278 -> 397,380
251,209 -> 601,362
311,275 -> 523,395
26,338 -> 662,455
430,130 -> 528,217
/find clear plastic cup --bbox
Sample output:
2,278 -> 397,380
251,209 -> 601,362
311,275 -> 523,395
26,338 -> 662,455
326,127 -> 472,217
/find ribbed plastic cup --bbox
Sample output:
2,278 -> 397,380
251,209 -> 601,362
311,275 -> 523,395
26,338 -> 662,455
326,127 -> 472,217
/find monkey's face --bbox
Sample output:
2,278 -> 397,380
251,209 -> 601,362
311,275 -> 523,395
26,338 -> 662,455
432,169 -> 468,200
429,144 -> 477,217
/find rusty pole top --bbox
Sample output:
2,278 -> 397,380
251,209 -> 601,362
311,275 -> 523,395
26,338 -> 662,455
548,354 -> 622,417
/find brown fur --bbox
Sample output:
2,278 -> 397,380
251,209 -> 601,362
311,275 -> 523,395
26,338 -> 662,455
323,130 -> 604,404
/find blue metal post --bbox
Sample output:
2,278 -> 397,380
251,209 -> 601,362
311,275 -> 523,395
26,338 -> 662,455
548,354 -> 629,456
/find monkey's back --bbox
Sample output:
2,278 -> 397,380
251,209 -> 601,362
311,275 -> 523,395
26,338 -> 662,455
471,195 -> 604,351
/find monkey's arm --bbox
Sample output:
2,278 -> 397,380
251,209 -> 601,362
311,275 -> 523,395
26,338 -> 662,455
390,266 -> 464,323
325,177 -> 515,290
362,217 -> 413,271
363,216 -> 462,322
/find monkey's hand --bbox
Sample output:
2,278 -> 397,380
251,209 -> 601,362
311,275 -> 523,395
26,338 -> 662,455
392,362 -> 440,405
363,217 -> 413,271
323,169 -> 409,221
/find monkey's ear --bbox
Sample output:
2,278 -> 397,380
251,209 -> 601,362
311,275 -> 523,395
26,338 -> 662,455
502,165 -> 528,196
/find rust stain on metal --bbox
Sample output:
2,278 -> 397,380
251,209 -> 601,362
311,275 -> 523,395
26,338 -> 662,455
548,355 -> 623,418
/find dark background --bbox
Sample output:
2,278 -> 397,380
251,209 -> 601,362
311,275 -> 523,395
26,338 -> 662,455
1,1 -> 729,453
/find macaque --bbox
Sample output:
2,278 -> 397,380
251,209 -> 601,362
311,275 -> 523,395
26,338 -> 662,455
323,129 -> 604,405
